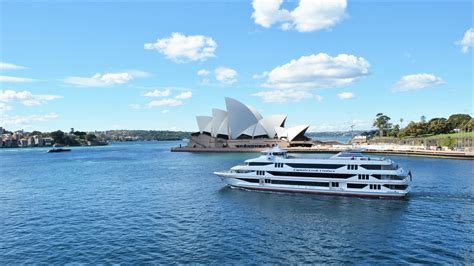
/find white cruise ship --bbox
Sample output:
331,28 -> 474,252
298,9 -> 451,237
214,146 -> 412,198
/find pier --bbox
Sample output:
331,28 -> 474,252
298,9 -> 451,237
171,146 -> 474,159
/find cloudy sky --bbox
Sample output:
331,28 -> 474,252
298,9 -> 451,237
0,0 -> 472,132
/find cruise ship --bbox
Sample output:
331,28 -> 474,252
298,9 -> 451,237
214,146 -> 412,198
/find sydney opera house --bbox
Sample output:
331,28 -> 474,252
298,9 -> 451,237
187,97 -> 311,149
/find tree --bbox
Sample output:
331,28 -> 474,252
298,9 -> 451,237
428,118 -> 449,135
389,124 -> 400,137
420,115 -> 427,124
461,118 -> 474,131
30,130 -> 43,137
373,113 -> 392,137
398,121 -> 428,137
86,133 -> 97,142
447,114 -> 471,130
50,130 -> 65,144
399,118 -> 404,128
73,131 -> 87,139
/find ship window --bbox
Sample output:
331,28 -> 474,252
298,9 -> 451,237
287,163 -> 344,169
383,184 -> 408,190
236,178 -> 259,183
268,171 -> 353,179
271,180 -> 329,187
347,183 -> 367,189
331,182 -> 339,187
249,162 -> 272,166
361,165 -> 382,170
370,184 -> 373,189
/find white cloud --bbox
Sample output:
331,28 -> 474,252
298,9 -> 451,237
215,67 -> 237,85
252,89 -> 315,103
127,70 -> 152,78
145,32 -> 217,63
456,28 -> 474,53
2,113 -> 59,126
337,92 -> 354,100
0,76 -> 36,83
144,89 -> 171,97
0,90 -> 61,106
0,102 -> 12,114
314,95 -> 323,102
147,98 -> 183,108
161,109 -> 170,114
252,71 -> 268,79
175,91 -> 192,99
252,0 -> 347,32
130,104 -> 141,109
64,72 -> 134,87
0,62 -> 28,70
392,73 -> 444,92
252,0 -> 291,28
262,53 -> 370,90
197,69 -> 210,76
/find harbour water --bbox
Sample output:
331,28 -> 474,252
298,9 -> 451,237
1,141 -> 472,263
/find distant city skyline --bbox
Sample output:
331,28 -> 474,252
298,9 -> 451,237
0,0 -> 472,132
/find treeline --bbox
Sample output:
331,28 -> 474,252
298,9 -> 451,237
103,130 -> 192,141
29,130 -> 101,146
373,113 -> 473,138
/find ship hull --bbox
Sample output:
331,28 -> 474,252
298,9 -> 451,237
217,174 -> 408,199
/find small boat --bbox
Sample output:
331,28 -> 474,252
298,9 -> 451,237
214,146 -> 412,199
47,146 -> 71,153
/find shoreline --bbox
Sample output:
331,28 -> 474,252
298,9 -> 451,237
170,146 -> 474,160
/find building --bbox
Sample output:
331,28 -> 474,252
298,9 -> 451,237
187,97 -> 311,149
350,135 -> 367,145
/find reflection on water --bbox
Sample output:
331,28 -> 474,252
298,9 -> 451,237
0,141 -> 472,264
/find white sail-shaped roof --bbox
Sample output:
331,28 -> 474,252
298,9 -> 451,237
287,125 -> 309,141
225,97 -> 259,139
195,97 -> 309,141
196,116 -> 212,133
275,126 -> 287,139
247,105 -> 263,121
211,108 -> 227,137
253,123 -> 268,137
216,117 -> 229,136
241,124 -> 256,137
259,115 -> 286,138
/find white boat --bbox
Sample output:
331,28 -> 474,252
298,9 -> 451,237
214,146 -> 412,199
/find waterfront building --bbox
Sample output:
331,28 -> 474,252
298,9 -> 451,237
18,138 -> 28,147
188,97 -> 311,149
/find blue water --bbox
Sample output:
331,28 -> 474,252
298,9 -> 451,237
1,141 -> 472,264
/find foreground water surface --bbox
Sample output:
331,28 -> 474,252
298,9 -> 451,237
0,141 -> 472,264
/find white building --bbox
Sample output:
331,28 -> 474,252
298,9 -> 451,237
189,97 -> 310,148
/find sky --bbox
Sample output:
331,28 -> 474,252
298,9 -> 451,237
0,0 -> 472,132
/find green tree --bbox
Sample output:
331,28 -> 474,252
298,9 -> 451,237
420,115 -> 427,124
373,113 -> 392,137
73,131 -> 87,139
447,114 -> 471,130
389,124 -> 400,137
428,118 -> 449,135
50,130 -> 65,144
461,118 -> 474,131
86,133 -> 97,142
30,130 -> 43,137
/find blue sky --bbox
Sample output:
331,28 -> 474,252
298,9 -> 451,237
0,0 -> 472,132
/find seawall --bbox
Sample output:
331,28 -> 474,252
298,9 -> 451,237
170,146 -> 474,160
